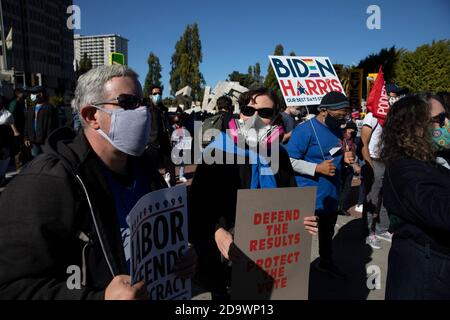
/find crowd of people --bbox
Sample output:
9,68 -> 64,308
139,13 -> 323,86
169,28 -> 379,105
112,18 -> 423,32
0,64 -> 449,300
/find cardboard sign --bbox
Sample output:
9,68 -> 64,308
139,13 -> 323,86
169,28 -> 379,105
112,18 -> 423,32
348,69 -> 363,109
231,187 -> 317,300
129,185 -> 191,300
269,55 -> 344,106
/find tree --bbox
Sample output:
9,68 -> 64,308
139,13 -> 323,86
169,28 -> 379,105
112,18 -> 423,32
170,23 -> 204,100
357,46 -> 403,98
334,64 -> 352,95
76,53 -> 92,78
264,44 -> 285,107
395,40 -> 450,93
228,62 -> 263,88
228,70 -> 253,88
254,63 -> 262,83
143,52 -> 163,97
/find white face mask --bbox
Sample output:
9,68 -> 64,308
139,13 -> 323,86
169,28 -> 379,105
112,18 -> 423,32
238,114 -> 273,147
93,106 -> 152,156
30,94 -> 38,102
389,96 -> 400,106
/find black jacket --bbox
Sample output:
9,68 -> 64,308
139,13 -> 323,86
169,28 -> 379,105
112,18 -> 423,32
0,124 -> 14,160
188,146 -> 297,245
0,127 -> 166,299
147,103 -> 171,154
383,158 -> 450,251
24,104 -> 56,144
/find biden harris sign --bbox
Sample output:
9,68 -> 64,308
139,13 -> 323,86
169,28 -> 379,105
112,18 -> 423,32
269,56 -> 345,107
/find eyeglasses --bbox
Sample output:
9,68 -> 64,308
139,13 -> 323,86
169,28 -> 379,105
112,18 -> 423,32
431,112 -> 449,127
151,92 -> 161,96
92,94 -> 143,110
241,105 -> 275,119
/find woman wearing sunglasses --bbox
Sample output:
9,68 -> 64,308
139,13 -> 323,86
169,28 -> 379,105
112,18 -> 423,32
381,94 -> 450,299
189,86 -> 318,299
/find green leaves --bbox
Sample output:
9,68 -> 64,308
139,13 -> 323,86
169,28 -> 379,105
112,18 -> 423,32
143,52 -> 163,97
396,40 -> 450,93
170,23 -> 204,100
76,53 -> 92,78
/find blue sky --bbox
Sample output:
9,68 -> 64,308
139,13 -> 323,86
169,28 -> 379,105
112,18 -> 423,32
74,0 -> 450,97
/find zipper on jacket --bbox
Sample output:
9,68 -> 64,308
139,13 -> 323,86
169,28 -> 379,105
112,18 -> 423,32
75,174 -> 116,278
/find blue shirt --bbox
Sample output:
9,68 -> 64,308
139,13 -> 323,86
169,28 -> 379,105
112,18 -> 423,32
102,160 -> 151,272
286,117 -> 344,215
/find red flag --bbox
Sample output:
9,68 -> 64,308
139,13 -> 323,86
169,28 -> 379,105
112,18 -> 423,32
366,66 -> 389,126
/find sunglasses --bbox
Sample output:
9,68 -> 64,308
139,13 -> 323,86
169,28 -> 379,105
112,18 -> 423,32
241,105 -> 275,119
431,112 -> 449,127
93,94 -> 143,110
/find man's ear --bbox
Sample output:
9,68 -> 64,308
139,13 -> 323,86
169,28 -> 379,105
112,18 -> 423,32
80,105 -> 100,129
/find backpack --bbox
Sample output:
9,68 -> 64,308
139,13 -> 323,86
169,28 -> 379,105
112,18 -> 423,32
202,114 -> 223,147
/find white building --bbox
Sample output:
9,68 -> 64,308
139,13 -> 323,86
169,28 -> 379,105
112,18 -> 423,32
74,34 -> 128,69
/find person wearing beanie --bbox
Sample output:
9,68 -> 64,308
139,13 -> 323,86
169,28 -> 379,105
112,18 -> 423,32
287,91 -> 353,279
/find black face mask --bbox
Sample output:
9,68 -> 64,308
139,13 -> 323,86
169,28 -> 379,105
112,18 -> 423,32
325,113 -> 346,129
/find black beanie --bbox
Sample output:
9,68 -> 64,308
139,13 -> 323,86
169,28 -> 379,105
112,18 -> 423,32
320,91 -> 349,110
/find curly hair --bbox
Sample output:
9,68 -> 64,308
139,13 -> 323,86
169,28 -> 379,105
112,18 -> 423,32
380,94 -> 436,165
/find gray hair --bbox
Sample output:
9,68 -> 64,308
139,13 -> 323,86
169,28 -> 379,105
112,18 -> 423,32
71,65 -> 139,122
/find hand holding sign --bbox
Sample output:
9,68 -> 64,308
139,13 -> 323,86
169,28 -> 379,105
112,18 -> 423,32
316,159 -> 336,176
344,143 -> 355,165
214,228 -> 234,261
104,275 -> 147,300
303,216 -> 319,236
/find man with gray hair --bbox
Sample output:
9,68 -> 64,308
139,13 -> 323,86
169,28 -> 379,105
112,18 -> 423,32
0,65 -> 196,299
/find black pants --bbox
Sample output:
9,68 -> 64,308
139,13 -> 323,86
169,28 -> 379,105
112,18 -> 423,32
317,212 -> 338,264
338,165 -> 354,212
386,238 -> 450,300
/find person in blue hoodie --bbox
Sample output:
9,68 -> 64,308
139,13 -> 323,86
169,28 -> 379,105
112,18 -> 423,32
287,91 -> 354,279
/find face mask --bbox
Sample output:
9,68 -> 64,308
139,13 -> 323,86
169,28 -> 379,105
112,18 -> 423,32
431,121 -> 450,150
235,115 -> 281,147
30,94 -> 37,102
94,106 -> 152,156
389,96 -> 400,107
325,113 -> 346,129
152,94 -> 162,105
